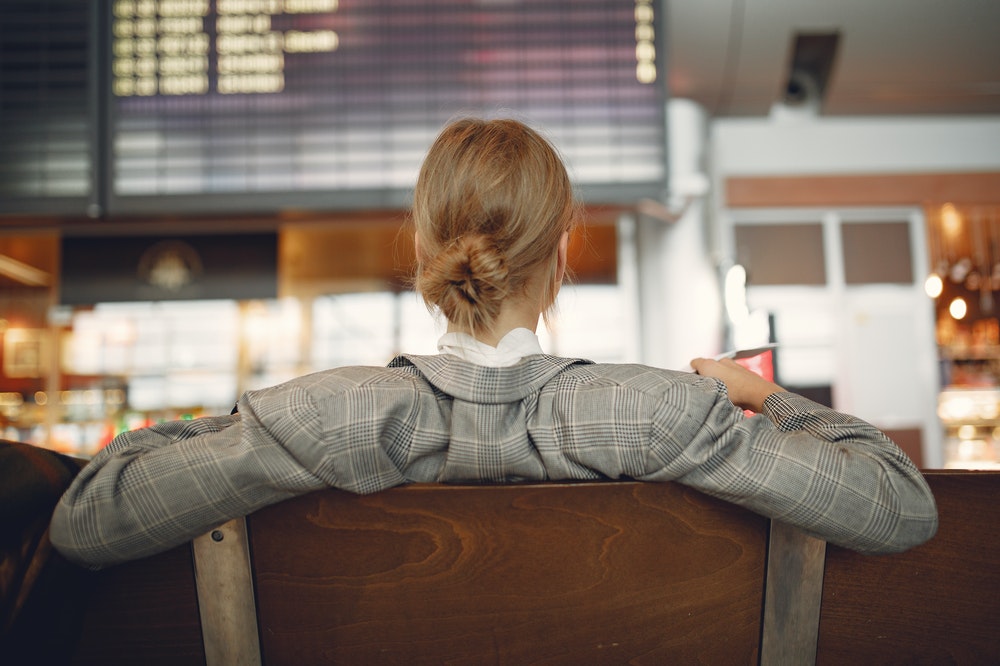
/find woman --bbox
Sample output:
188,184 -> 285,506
50,118 -> 938,568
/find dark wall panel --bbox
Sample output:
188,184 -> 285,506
60,232 -> 277,304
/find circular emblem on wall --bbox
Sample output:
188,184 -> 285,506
137,240 -> 203,292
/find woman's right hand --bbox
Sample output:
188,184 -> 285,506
689,357 -> 786,413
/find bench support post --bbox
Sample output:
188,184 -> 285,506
191,517 -> 261,666
759,520 -> 827,666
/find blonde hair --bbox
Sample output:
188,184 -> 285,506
412,118 -> 577,336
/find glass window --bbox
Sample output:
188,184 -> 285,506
735,223 -> 826,286
841,221 -> 913,285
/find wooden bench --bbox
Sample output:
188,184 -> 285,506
64,471 -> 999,665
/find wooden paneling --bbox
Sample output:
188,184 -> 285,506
568,219 -> 618,284
248,482 -> 769,665
280,211 -> 619,298
726,172 -> 1000,208
817,472 -> 1000,664
279,219 -> 412,296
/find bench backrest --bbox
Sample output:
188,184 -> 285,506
248,482 -> 769,665
66,472 -> 1000,665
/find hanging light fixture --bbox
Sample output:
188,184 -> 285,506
925,273 -> 944,299
949,297 -> 968,320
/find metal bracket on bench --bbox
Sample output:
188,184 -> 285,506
759,520 -> 828,666
191,517 -> 262,666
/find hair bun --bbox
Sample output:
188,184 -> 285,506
420,234 -> 508,333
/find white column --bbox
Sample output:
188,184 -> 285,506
636,99 -> 722,370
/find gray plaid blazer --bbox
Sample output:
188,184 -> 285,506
51,354 -> 938,567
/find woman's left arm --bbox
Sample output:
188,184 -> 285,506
50,409 -> 327,569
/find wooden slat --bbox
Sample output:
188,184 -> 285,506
759,521 -> 827,666
191,519 -> 261,666
247,482 -> 769,665
816,471 -> 1000,664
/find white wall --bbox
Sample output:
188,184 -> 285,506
713,115 -> 1000,176
634,99 -> 723,371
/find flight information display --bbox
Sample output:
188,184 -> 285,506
108,0 -> 666,214
0,1 -> 93,215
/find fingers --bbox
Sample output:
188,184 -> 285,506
690,357 -> 736,375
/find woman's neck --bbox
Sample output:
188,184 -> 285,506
447,297 -> 541,347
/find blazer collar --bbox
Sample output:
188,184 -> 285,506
390,353 -> 591,403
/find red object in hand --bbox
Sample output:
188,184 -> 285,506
735,350 -> 775,415
734,350 -> 774,382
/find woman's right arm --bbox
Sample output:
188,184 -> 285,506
650,358 -> 940,555
689,356 -> 784,412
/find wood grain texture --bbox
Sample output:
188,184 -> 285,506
70,544 -> 206,666
817,472 -> 1000,665
248,482 -> 769,666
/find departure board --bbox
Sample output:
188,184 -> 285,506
0,1 -> 93,216
108,0 -> 666,214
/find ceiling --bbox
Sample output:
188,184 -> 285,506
667,0 -> 1000,117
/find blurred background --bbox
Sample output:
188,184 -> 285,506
1,0 -> 998,471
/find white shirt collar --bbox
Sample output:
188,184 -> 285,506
437,328 -> 544,367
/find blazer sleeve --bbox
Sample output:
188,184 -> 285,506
642,385 -> 939,555
49,397 -> 328,569
49,368 -> 416,569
